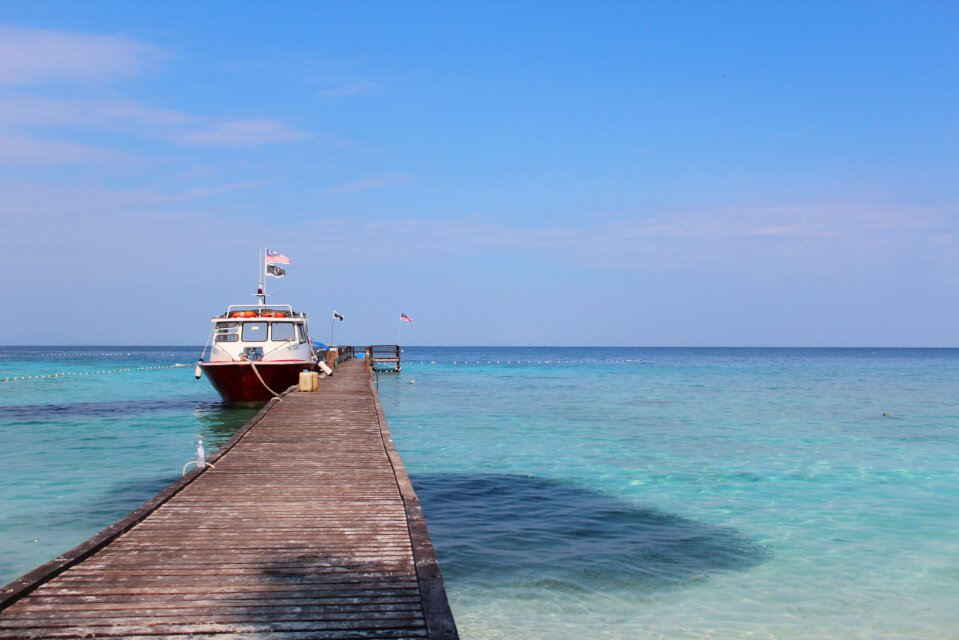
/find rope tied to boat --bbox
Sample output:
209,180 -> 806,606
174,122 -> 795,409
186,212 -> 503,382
249,361 -> 282,398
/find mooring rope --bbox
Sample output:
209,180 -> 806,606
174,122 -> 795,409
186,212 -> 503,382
249,361 -> 282,398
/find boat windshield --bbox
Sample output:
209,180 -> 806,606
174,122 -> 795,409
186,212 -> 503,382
241,322 -> 268,342
271,322 -> 295,341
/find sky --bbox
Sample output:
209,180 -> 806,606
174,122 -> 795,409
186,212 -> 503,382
1,1 -> 957,346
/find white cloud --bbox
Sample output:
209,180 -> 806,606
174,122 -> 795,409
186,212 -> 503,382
0,27 -> 312,149
318,79 -> 384,98
179,120 -> 312,146
182,181 -> 269,199
0,96 -> 194,129
328,174 -> 413,193
0,95 -> 312,148
0,134 -> 128,165
286,198 -> 959,274
0,25 -> 162,85
740,225 -> 810,237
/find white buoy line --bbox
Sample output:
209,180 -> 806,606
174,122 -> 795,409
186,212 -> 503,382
2,352 -> 141,357
404,359 -> 645,366
1,363 -> 191,383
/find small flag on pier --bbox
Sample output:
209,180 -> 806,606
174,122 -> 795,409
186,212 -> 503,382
333,311 -> 344,321
265,250 -> 291,265
400,313 -> 414,323
266,264 -> 286,278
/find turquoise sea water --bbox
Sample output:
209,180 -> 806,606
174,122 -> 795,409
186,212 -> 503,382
0,347 -> 257,583
2,347 -> 959,638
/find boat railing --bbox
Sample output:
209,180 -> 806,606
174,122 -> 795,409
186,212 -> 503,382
221,304 -> 297,317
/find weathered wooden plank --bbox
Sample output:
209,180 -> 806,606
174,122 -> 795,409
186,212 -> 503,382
81,553 -> 416,565
0,617 -> 428,637
367,376 -> 460,640
0,610 -> 426,627
0,358 -> 456,638
83,631 -> 427,640
51,574 -> 419,586
13,599 -> 423,613
31,585 -> 422,598
0,393 -> 287,607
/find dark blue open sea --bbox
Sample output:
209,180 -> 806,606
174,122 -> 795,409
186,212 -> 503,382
2,347 -> 959,638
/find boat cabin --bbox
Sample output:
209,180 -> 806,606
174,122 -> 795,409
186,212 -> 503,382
208,305 -> 314,363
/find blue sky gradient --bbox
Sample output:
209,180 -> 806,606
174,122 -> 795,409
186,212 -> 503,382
1,2 -> 957,345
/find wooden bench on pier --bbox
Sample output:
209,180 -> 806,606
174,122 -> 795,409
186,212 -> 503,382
0,358 -> 458,639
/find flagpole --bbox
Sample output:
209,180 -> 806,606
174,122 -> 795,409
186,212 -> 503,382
397,316 -> 401,346
330,314 -> 335,346
259,248 -> 266,305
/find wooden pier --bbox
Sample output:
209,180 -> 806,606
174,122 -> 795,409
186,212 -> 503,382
366,346 -> 402,373
0,357 -> 458,639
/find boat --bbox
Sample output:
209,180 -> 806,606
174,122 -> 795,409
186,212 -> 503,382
195,252 -> 318,403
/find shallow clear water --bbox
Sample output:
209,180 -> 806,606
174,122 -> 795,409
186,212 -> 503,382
2,347 -> 958,638
0,347 -> 257,583
378,348 -> 959,639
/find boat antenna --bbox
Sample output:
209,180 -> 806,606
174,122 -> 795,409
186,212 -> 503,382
256,248 -> 267,306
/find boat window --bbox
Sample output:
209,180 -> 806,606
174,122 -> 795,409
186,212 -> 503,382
215,321 -> 239,342
241,322 -> 268,342
296,323 -> 308,343
271,322 -> 295,341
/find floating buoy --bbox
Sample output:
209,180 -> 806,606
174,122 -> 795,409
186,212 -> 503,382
410,380 -> 416,385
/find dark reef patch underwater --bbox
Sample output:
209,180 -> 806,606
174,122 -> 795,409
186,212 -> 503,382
412,473 -> 769,595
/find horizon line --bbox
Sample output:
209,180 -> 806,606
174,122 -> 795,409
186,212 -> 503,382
2,345 -> 958,350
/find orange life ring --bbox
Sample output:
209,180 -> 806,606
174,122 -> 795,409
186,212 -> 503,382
230,311 -> 257,318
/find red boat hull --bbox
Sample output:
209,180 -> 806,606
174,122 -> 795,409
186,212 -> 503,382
199,361 -> 315,403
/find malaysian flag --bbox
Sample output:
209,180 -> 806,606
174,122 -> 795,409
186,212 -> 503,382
400,313 -> 414,323
265,250 -> 291,265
